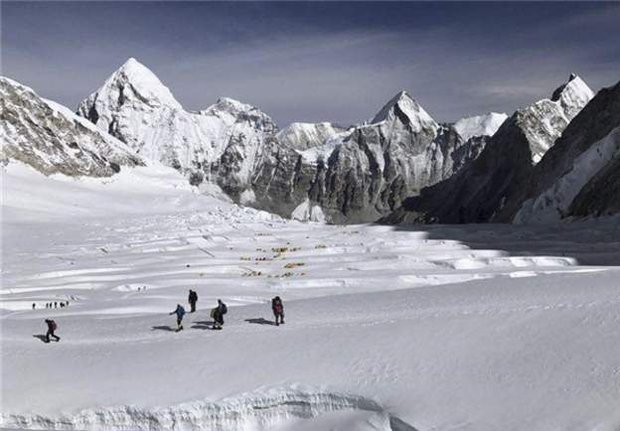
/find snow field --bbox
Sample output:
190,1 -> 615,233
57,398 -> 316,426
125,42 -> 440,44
2,162 -> 620,430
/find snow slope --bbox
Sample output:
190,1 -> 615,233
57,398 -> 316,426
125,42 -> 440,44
2,163 -> 620,430
453,112 -> 508,142
515,126 -> 620,224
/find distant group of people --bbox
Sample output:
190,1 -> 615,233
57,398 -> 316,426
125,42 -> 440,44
33,301 -> 70,310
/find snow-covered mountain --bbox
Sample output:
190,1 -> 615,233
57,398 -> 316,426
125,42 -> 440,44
517,74 -> 593,164
76,61 -> 502,223
6,57 -> 608,224
383,74 -> 595,224
77,58 -> 278,195
515,127 -> 620,223
277,91 -> 504,223
511,80 -> 620,223
0,77 -> 142,177
276,122 -> 345,151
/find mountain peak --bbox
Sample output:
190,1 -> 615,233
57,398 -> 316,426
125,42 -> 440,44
116,57 -> 155,78
215,97 -> 254,112
371,90 -> 437,132
95,58 -> 181,109
550,74 -> 593,105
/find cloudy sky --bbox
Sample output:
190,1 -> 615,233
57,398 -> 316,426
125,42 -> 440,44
3,1 -> 619,126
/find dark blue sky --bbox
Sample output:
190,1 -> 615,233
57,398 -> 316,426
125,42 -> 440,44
3,1 -> 619,126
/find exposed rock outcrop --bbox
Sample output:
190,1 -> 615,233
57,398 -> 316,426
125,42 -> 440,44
0,77 -> 142,177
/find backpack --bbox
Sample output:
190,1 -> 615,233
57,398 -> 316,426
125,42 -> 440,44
49,320 -> 57,331
274,303 -> 283,314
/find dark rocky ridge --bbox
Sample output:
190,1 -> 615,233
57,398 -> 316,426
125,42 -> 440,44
382,75 -> 597,225
501,81 -> 620,222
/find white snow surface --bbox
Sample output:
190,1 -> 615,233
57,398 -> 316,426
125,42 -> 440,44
453,112 -> 508,142
2,162 -> 620,430
276,122 -> 344,151
514,126 -> 620,224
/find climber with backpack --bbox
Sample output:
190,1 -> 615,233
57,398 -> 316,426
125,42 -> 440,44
169,304 -> 186,332
272,296 -> 285,326
44,319 -> 60,343
188,289 -> 198,313
210,299 -> 227,330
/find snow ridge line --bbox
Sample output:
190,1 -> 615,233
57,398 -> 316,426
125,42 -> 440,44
1,388 -> 417,431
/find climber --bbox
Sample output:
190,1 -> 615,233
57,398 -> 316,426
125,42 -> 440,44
44,319 -> 60,343
272,296 -> 285,326
210,299 -> 227,330
169,304 -> 186,331
188,289 -> 198,313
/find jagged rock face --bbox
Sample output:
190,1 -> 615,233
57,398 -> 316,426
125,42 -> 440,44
0,77 -> 142,177
251,93 -> 504,223
287,92 -> 500,223
515,75 -> 593,164
510,81 -> 620,223
77,58 -> 278,195
382,75 -> 595,225
249,138 -> 314,215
